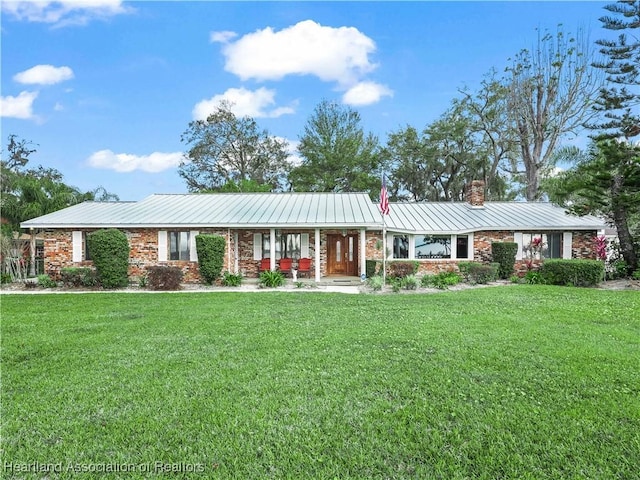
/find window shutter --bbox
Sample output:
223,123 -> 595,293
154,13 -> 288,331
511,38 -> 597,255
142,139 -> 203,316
253,233 -> 262,260
158,231 -> 168,261
190,231 -> 199,261
301,233 -> 309,258
514,232 -> 523,260
562,232 -> 573,259
467,233 -> 474,260
72,231 -> 83,262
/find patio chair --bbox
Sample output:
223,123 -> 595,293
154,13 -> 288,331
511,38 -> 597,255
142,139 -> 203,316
278,257 -> 293,277
258,258 -> 271,273
297,257 -> 311,278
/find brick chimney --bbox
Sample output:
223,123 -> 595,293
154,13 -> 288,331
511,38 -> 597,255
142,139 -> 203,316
465,180 -> 485,208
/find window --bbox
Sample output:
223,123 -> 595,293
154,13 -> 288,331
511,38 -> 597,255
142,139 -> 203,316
84,233 -> 92,261
456,235 -> 469,259
169,231 -> 190,260
415,235 -> 451,259
261,233 -> 302,259
393,235 -> 409,259
522,233 -> 562,259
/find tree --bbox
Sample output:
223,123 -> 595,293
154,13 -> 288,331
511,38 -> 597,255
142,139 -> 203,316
457,71 -> 520,200
589,0 -> 640,140
504,27 -> 603,200
546,139 -> 640,273
179,102 -> 292,192
1,135 -> 118,233
384,102 -> 512,202
289,100 -> 383,197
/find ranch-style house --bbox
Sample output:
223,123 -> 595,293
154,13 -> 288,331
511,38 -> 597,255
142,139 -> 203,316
21,181 -> 605,283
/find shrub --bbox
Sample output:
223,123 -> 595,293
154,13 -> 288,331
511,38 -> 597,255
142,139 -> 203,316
387,261 -> 419,279
146,266 -> 183,290
431,271 -> 461,290
1,273 -> 12,284
539,259 -> 605,287
60,267 -> 98,288
87,229 -> 130,288
37,274 -> 57,288
195,234 -> 226,284
467,263 -> 499,284
510,275 -> 521,284
221,271 -> 242,287
524,271 -> 544,285
390,277 -> 402,293
633,270 -> 640,280
402,274 -> 419,290
491,242 -> 518,279
367,275 -> 384,292
365,259 -> 380,278
421,275 -> 434,288
259,270 -> 285,288
457,262 -> 474,281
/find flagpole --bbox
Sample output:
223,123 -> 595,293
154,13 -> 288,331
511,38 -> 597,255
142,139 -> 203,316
382,210 -> 387,287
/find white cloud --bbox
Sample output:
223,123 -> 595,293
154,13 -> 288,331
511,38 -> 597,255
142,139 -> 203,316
221,20 -> 378,86
342,81 -> 393,106
0,90 -> 38,119
54,102 -> 64,111
278,137 -> 303,167
87,150 -> 184,173
1,0 -> 132,27
210,30 -> 237,44
14,65 -> 74,85
193,87 -> 295,120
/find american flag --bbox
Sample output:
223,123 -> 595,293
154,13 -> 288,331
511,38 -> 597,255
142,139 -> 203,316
379,175 -> 390,215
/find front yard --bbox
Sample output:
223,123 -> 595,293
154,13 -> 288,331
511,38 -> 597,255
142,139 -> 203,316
2,286 -> 639,479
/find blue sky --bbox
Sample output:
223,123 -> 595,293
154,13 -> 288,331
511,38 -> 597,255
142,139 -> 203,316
1,1 -> 609,201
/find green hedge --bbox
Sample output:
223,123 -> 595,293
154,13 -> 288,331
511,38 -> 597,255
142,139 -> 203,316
491,242 -> 518,279
87,229 -> 130,288
195,234 -> 225,284
539,259 -> 604,287
458,262 -> 499,284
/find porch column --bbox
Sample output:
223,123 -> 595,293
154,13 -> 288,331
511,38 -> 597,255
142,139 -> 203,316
314,228 -> 321,282
270,228 -> 276,270
234,231 -> 239,273
29,228 -> 36,277
360,229 -> 366,278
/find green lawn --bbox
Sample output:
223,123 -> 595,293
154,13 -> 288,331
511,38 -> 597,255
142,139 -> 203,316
2,286 -> 639,479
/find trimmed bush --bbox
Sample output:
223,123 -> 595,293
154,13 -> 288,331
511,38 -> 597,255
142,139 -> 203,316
467,263 -> 499,284
147,266 -> 183,290
60,267 -> 98,288
387,261 -> 419,279
195,234 -> 225,284
491,242 -> 518,279
87,229 -> 130,288
539,259 -> 604,287
365,259 -> 380,278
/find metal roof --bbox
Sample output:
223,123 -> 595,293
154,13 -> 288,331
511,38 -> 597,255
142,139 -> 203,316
20,193 -> 382,229
384,202 -> 605,233
20,193 -> 605,232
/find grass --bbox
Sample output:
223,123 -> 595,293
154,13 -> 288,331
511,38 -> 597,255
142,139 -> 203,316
1,286 -> 639,479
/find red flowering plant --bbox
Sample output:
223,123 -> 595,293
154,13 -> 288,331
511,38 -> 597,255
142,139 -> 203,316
523,236 -> 545,271
595,236 -> 607,261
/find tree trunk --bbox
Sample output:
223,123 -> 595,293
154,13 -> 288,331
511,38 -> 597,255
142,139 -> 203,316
611,173 -> 638,273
